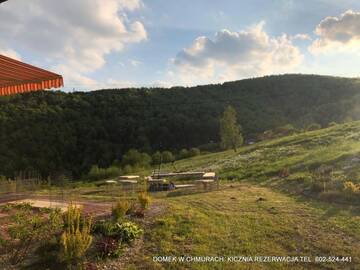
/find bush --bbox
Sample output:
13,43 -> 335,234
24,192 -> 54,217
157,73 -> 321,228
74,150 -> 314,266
189,148 -> 200,157
111,200 -> 130,221
274,124 -> 297,136
306,123 -> 321,131
87,165 -> 122,181
178,149 -> 189,159
122,164 -> 133,174
162,151 -> 175,163
138,192 -> 151,210
328,121 -> 338,127
152,151 -> 162,165
198,142 -> 219,152
59,204 -> 92,266
92,220 -> 142,244
122,149 -> 152,168
116,222 -> 143,244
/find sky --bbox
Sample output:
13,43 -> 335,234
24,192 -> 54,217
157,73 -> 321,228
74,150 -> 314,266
2,0 -> 360,91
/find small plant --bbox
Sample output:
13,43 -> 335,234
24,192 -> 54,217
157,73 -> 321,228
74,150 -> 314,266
116,222 -> 143,244
92,219 -> 116,236
59,204 -> 92,267
138,192 -> 151,210
343,181 -> 360,194
111,200 -> 130,221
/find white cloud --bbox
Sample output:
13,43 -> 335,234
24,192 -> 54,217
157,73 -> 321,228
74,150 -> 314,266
310,10 -> 360,53
0,0 -> 146,87
129,59 -> 142,67
291,34 -> 311,41
170,23 -> 303,85
0,48 -> 22,60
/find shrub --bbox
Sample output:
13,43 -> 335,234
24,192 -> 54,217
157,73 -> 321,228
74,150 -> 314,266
122,149 -> 152,168
59,204 -> 92,267
306,123 -> 321,131
189,148 -> 200,157
274,124 -> 297,136
95,236 -> 122,258
87,165 -> 122,181
178,149 -> 189,159
123,164 -> 133,174
92,219 -> 115,236
111,200 -> 130,221
92,220 -> 142,244
162,151 -> 175,163
138,192 -> 151,210
328,121 -> 338,127
116,222 -> 143,244
152,151 -> 162,165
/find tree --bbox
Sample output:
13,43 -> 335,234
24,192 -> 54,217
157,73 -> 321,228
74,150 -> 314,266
162,151 -> 175,163
178,149 -> 189,159
219,106 -> 243,152
189,148 -> 200,157
152,151 -> 162,165
121,149 -> 151,168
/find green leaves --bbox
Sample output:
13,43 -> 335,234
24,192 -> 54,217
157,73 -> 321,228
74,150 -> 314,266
219,106 -> 243,152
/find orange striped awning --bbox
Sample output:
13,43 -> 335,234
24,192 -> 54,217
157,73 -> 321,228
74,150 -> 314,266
0,54 -> 64,96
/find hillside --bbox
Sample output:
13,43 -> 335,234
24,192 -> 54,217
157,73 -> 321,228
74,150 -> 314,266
2,74 -> 360,178
1,120 -> 360,269
162,120 -> 360,205
126,120 -> 360,269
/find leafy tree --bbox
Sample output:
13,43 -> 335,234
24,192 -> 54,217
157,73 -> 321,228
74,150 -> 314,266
152,151 -> 162,165
121,149 -> 151,168
189,148 -> 200,157
178,149 -> 189,159
219,106 -> 243,152
162,151 -> 175,163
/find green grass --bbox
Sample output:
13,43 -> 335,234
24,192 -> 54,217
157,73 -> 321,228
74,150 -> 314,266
121,121 -> 360,269
125,184 -> 360,269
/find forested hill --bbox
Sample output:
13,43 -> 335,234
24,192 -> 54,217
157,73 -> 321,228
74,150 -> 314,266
1,74 -> 360,178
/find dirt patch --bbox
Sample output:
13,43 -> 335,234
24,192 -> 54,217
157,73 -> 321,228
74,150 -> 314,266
0,198 -> 112,217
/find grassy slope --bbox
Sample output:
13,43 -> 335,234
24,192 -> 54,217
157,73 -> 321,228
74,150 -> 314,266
126,121 -> 360,269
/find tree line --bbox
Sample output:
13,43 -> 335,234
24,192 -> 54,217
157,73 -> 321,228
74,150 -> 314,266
1,74 -> 360,181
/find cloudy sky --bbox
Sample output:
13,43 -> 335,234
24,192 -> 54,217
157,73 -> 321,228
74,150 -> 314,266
2,0 -> 360,90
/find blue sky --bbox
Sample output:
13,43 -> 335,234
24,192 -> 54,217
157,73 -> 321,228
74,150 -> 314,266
2,0 -> 360,90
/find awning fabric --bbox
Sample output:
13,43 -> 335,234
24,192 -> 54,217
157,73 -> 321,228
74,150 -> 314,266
0,54 -> 63,96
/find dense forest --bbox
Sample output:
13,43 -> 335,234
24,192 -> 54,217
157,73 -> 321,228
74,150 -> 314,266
1,74 -> 360,179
